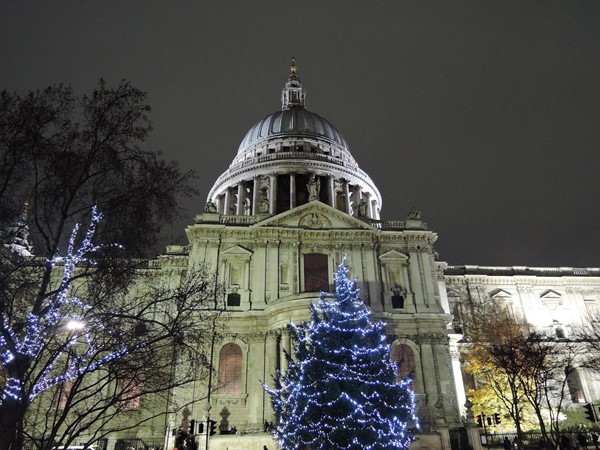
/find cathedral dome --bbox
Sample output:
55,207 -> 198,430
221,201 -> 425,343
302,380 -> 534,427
236,108 -> 350,157
207,60 -> 381,220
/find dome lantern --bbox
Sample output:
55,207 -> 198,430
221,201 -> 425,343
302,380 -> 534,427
281,57 -> 306,110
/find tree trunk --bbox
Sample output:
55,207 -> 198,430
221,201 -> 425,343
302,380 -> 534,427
0,400 -> 26,450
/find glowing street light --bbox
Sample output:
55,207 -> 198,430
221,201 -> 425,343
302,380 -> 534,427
65,320 -> 85,332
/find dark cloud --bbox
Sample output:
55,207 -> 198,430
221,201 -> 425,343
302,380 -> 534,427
2,1 -> 599,267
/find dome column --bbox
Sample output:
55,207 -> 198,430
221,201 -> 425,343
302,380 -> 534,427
289,173 -> 296,209
269,174 -> 277,214
328,176 -> 335,208
344,180 -> 352,215
351,186 -> 362,216
364,191 -> 372,218
236,183 -> 245,215
224,188 -> 231,215
252,177 -> 259,215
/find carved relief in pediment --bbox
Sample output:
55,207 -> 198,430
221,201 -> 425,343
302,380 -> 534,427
298,212 -> 331,229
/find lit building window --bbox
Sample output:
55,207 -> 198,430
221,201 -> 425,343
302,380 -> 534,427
567,369 -> 585,403
304,253 -> 328,292
59,379 -> 75,410
392,344 -> 417,387
218,343 -> 242,394
119,371 -> 143,410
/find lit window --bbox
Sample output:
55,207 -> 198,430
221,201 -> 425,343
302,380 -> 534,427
58,379 -> 75,410
304,253 -> 328,292
119,371 -> 143,410
218,343 -> 242,394
567,369 -> 585,403
392,344 -> 416,386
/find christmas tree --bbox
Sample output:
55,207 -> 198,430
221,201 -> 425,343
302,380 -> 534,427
268,258 -> 419,450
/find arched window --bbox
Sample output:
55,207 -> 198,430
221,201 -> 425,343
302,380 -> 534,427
218,343 -> 242,394
567,368 -> 585,403
118,370 -> 143,410
58,379 -> 74,410
392,344 -> 416,386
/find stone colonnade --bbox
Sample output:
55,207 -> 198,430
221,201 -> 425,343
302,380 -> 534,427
213,172 -> 379,219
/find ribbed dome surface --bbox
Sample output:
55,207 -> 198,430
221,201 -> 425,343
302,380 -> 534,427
237,107 -> 349,155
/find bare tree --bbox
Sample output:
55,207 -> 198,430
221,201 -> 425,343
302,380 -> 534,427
518,332 -> 584,447
0,79 -> 196,257
29,266 -> 224,450
572,310 -> 600,372
1,208 -> 224,449
462,294 -> 591,448
0,80 -> 200,450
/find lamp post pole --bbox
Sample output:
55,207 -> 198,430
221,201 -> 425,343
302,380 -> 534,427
204,318 -> 217,450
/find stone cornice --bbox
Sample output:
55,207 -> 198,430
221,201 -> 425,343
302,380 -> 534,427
445,274 -> 600,288
388,332 -> 450,346
445,265 -> 600,278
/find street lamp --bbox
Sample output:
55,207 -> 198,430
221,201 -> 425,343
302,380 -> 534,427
65,320 -> 85,332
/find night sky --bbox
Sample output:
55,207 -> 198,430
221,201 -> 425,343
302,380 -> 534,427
2,1 -> 600,267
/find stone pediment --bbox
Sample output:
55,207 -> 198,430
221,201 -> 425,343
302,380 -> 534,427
379,250 -> 409,262
489,288 -> 512,299
446,287 -> 463,298
253,201 -> 375,230
540,289 -> 562,299
221,245 -> 253,259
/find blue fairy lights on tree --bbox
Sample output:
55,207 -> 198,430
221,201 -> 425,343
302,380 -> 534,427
0,206 -> 127,407
267,257 -> 419,449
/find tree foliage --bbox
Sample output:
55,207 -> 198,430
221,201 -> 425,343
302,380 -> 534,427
462,294 -> 588,448
465,352 -> 538,432
267,259 -> 419,450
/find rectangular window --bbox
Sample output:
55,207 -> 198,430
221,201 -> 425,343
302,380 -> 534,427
227,293 -> 241,307
58,379 -> 74,410
391,294 -> 405,309
119,371 -> 143,410
304,253 -> 329,292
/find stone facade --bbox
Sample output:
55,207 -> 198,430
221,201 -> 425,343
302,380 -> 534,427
444,265 -> 600,418
169,202 -> 462,450
161,62 -> 463,450
49,62 -> 600,450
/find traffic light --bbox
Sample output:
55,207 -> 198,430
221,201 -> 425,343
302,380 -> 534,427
209,419 -> 218,436
189,419 -> 195,434
584,403 -> 596,422
198,422 -> 204,434
486,416 -> 493,426
494,413 -> 502,425
476,415 -> 483,427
